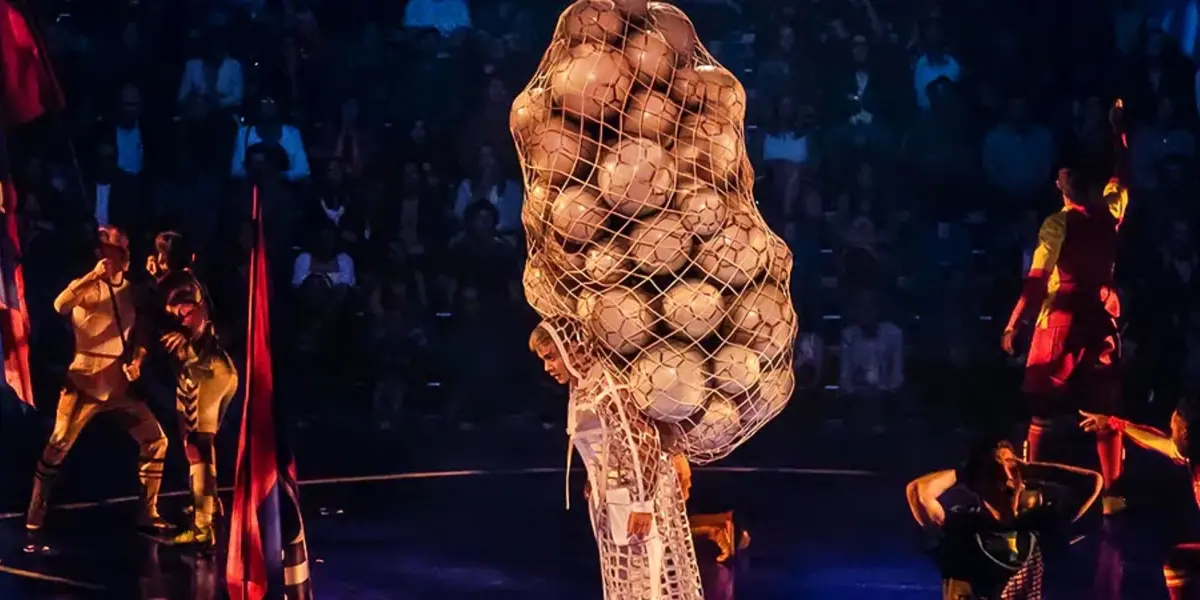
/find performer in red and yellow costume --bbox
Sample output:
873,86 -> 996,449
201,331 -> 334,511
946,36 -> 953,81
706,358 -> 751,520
1080,403 -> 1200,599
1002,100 -> 1129,515
147,231 -> 239,547
26,226 -> 171,532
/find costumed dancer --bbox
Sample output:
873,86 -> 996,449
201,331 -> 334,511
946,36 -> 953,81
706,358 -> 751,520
26,226 -> 171,532
907,439 -> 1103,599
1080,402 -> 1200,599
1001,99 -> 1130,514
146,231 -> 239,547
529,316 -> 703,600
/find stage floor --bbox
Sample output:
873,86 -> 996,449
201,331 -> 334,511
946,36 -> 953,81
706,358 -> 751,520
0,426 -> 1192,599
0,468 -> 1187,598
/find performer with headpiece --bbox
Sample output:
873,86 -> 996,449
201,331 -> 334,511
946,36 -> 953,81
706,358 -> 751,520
146,230 -> 239,547
25,225 -> 171,532
1002,99 -> 1130,515
529,315 -> 703,599
1080,400 -> 1200,600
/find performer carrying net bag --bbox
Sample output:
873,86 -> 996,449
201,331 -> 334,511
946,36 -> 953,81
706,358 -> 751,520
513,2 -> 798,598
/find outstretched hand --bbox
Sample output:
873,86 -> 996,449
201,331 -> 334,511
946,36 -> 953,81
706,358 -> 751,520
1079,410 -> 1111,433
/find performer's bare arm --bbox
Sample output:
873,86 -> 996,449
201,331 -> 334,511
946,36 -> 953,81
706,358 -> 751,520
1002,213 -> 1065,353
52,261 -> 107,315
905,469 -> 957,537
1019,461 -> 1104,524
1080,411 -> 1185,465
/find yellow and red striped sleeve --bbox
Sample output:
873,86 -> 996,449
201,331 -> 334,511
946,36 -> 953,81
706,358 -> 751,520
1006,212 -> 1066,331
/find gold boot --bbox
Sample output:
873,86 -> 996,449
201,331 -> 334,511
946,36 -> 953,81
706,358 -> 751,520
165,525 -> 215,549
1102,494 -> 1127,516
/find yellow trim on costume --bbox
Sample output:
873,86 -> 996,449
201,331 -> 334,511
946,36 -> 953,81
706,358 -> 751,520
1104,179 -> 1128,222
1031,212 -> 1067,328
284,561 -> 310,585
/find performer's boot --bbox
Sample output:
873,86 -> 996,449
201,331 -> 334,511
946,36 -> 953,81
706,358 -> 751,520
166,464 -> 216,549
25,468 -> 56,532
1023,417 -> 1050,463
137,439 -> 173,531
1096,429 -> 1126,516
1165,544 -> 1200,600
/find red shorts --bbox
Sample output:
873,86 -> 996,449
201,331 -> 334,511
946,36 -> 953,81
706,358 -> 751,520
1022,319 -> 1121,418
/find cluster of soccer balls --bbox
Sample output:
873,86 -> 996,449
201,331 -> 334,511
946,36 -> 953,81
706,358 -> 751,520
512,0 -> 797,463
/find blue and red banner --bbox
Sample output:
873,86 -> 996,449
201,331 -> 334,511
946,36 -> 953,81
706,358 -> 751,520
226,186 -> 312,600
0,0 -> 63,406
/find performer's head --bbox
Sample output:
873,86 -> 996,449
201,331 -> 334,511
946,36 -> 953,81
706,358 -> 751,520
528,316 -> 590,385
1056,162 -> 1109,208
147,231 -> 194,280
961,438 -> 1025,518
95,225 -> 130,281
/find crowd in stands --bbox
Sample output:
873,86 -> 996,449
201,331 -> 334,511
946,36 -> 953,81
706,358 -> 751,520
9,0 -> 1200,435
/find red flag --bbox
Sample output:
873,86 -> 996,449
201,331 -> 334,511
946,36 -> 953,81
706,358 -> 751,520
227,186 -> 313,599
0,0 -> 64,128
0,178 -> 31,405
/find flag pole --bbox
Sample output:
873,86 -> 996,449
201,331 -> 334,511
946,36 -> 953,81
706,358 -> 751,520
241,183 -> 260,600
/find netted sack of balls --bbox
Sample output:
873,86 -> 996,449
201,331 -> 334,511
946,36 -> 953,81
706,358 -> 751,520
512,0 -> 797,464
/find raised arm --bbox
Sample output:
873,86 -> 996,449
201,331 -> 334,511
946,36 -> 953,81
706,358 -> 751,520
53,263 -> 105,315
1006,212 -> 1066,336
1081,411 -> 1185,465
905,469 -> 957,536
1106,98 -> 1130,223
1019,461 -> 1103,524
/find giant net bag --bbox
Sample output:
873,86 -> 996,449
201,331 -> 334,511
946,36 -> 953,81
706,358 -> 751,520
512,0 -> 797,464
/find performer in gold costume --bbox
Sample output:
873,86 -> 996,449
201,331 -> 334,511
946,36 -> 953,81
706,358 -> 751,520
26,226 -> 171,532
146,231 -> 239,547
530,316 -> 703,600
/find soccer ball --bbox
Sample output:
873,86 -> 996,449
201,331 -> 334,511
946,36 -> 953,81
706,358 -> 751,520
521,182 -> 554,237
682,392 -> 741,454
597,138 -> 676,218
524,118 -> 597,186
675,114 -> 742,185
622,89 -> 681,146
626,212 -> 693,276
659,279 -> 724,340
749,367 -> 794,427
628,340 -> 708,423
560,0 -> 627,45
584,237 -> 633,285
523,260 -> 573,317
576,288 -> 600,320
709,342 -> 761,395
693,65 -> 746,122
765,233 -> 794,285
624,30 -> 679,87
588,286 -> 656,354
648,3 -> 696,56
550,185 -> 610,244
727,283 -> 795,365
676,184 -> 728,238
694,215 -> 768,289
510,87 -> 551,141
549,42 -> 633,123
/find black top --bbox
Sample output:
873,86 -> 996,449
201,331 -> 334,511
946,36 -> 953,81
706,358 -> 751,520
934,496 -> 1065,600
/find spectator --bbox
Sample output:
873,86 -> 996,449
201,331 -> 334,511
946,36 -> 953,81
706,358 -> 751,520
368,274 -> 428,430
1065,95 -> 1118,179
982,96 -> 1055,204
903,77 -> 977,218
1131,96 -> 1195,191
912,20 -> 961,111
453,145 -> 522,234
440,201 -> 520,310
231,95 -> 311,181
152,129 -> 221,252
838,291 -> 905,433
293,226 -> 357,291
177,35 -> 244,117
89,141 -> 145,241
404,0 -> 472,38
824,34 -> 902,160
794,313 -> 825,392
439,285 -> 518,430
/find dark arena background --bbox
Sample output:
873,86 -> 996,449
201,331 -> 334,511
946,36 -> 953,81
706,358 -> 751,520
0,0 -> 1198,599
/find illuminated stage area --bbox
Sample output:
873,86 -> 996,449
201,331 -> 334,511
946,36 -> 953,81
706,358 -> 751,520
0,424 -> 1188,599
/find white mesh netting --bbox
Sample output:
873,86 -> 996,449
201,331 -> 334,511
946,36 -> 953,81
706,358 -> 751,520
513,0 -> 797,464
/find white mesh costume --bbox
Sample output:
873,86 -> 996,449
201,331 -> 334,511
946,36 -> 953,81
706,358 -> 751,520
539,317 -> 703,600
